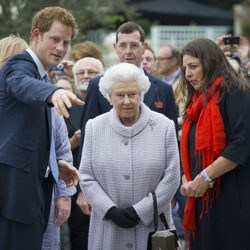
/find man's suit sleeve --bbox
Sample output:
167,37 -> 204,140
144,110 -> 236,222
80,77 -> 102,136
5,61 -> 58,105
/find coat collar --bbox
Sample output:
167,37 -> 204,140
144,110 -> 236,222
108,102 -> 153,138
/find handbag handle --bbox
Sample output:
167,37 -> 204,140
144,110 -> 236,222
152,192 -> 170,230
152,191 -> 159,231
152,192 -> 180,248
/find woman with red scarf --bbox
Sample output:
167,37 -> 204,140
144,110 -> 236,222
179,38 -> 250,250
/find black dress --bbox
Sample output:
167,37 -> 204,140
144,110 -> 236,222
188,87 -> 250,250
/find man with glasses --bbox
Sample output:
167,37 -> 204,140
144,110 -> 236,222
79,22 -> 178,145
73,57 -> 104,99
156,44 -> 181,86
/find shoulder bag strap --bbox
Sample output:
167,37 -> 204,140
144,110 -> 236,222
152,192 -> 158,231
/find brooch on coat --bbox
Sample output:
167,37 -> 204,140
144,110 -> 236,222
148,118 -> 157,130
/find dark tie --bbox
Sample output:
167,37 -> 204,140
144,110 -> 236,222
43,74 -> 59,183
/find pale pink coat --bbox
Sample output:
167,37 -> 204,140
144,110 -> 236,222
80,103 -> 180,250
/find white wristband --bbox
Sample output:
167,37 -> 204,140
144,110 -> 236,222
200,169 -> 214,188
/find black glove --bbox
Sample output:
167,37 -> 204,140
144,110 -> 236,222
125,206 -> 140,223
105,206 -> 140,228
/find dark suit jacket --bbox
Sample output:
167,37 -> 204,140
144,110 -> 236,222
0,51 -> 59,224
64,104 -> 82,167
78,71 -> 178,165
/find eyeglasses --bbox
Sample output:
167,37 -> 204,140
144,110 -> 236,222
117,42 -> 142,51
75,70 -> 98,77
156,56 -> 173,61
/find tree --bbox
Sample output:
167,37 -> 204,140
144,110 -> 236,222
0,0 -> 137,43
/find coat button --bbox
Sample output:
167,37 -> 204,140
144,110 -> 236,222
126,242 -> 133,249
124,175 -> 130,180
124,141 -> 129,145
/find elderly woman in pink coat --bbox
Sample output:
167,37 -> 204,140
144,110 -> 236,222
79,62 -> 180,250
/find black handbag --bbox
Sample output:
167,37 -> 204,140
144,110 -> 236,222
147,192 -> 180,250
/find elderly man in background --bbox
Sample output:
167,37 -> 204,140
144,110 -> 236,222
156,44 -> 181,86
141,43 -> 157,74
73,57 -> 104,99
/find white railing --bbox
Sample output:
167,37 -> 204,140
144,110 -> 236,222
150,25 -> 231,51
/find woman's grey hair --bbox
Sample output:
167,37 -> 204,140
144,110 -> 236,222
99,63 -> 151,101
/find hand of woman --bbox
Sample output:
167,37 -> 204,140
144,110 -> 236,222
105,206 -> 140,228
180,181 -> 190,196
185,175 -> 209,198
180,175 -> 190,196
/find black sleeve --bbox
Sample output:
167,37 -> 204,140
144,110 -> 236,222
221,88 -> 250,166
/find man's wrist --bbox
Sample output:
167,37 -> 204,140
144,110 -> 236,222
61,196 -> 71,201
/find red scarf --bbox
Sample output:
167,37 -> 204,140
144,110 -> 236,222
180,76 -> 226,243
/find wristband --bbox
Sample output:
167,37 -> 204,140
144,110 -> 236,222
200,169 -> 214,188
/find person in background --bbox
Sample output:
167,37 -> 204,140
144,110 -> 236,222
216,35 -> 250,82
72,57 -> 104,99
71,41 -> 104,65
79,62 -> 180,250
0,34 -> 28,68
56,75 -> 76,93
42,109 -> 76,250
156,44 -> 181,86
180,38 -> 250,250
141,43 -> 156,74
157,45 -> 185,128
0,7 -> 82,250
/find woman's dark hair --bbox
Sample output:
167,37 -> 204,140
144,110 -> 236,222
180,38 -> 249,110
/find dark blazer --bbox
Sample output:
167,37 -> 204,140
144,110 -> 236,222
64,104 -> 82,167
78,71 -> 178,164
0,51 -> 59,224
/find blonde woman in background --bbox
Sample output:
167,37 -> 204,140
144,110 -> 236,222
0,34 -> 28,68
